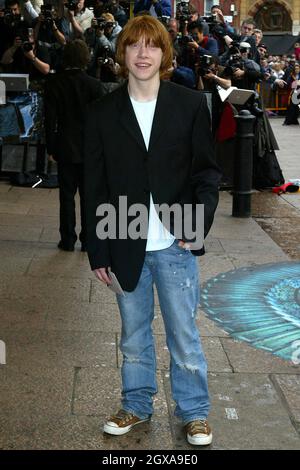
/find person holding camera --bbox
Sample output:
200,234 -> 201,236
86,11 -> 121,82
222,41 -> 262,91
0,0 -> 31,56
32,5 -> 66,71
44,39 -> 104,252
34,5 -> 66,46
186,20 -> 219,57
56,0 -> 90,41
92,12 -> 122,55
0,26 -> 50,78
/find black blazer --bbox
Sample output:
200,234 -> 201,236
44,69 -> 103,163
84,80 -> 222,291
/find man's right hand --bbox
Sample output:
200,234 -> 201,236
93,267 -> 112,285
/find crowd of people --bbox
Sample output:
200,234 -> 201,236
0,1 -> 299,123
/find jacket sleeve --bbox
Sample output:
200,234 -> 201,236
190,95 -> 222,241
84,101 -> 111,270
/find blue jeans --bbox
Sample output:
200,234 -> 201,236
116,241 -> 210,424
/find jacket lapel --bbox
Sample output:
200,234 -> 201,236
117,83 -> 146,152
148,81 -> 172,152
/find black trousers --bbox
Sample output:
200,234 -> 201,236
57,161 -> 86,247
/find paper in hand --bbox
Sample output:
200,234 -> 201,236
107,271 -> 125,296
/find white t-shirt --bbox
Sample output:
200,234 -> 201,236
130,96 -> 175,251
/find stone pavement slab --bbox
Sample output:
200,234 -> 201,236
0,366 -> 74,418
272,374 -> 300,423
1,329 -> 118,368
0,275 -> 91,302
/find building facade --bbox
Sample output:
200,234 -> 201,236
188,0 -> 300,35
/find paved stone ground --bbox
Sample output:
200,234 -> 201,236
0,117 -> 299,450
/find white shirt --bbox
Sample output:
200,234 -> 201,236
130,96 -> 175,251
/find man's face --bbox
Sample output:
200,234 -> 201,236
240,47 -> 249,59
254,31 -> 262,45
258,46 -> 267,57
190,13 -> 198,22
125,37 -> 163,83
191,28 -> 203,44
211,7 -> 223,21
168,19 -> 178,42
241,22 -> 254,36
9,3 -> 20,15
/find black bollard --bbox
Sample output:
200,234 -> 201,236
232,110 -> 255,218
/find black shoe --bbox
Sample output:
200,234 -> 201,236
81,244 -> 87,252
57,240 -> 74,252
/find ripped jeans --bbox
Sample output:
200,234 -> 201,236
116,241 -> 210,424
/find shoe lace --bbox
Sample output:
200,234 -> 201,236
115,409 -> 135,424
187,420 -> 209,435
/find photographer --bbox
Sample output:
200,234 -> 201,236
91,12 -> 121,55
34,5 -> 66,44
187,20 -> 218,56
88,13 -> 121,84
33,5 -> 66,72
0,0 -> 31,56
133,0 -> 171,18
56,0 -> 89,40
0,26 -> 50,78
210,5 -> 235,54
222,41 -> 262,90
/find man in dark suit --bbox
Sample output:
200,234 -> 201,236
44,39 -> 103,251
84,15 -> 221,445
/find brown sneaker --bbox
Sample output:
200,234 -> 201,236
103,409 -> 151,436
185,419 -> 212,446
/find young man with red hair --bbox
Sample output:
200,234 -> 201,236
84,15 -> 221,446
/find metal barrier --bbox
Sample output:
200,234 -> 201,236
257,82 -> 290,112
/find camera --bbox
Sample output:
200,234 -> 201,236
197,54 -> 214,76
223,54 -> 244,76
180,34 -> 194,44
96,44 -> 111,65
66,0 -> 79,12
15,29 -> 33,52
176,0 -> 191,24
1,8 -> 18,26
94,17 -> 114,29
158,15 -> 171,26
41,4 -> 54,25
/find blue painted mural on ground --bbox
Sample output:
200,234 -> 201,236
200,262 -> 300,362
